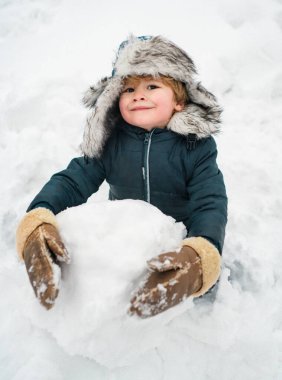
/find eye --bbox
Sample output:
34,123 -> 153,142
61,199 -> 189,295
122,87 -> 134,93
147,84 -> 159,90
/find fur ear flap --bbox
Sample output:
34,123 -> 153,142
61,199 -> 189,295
81,76 -> 124,157
168,103 -> 222,138
82,77 -> 111,109
167,81 -> 222,138
188,82 -> 219,108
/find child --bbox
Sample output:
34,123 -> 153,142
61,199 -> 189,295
16,35 -> 228,317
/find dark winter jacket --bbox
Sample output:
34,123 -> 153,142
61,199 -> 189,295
27,121 -> 228,253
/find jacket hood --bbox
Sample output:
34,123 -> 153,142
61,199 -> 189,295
81,35 -> 222,157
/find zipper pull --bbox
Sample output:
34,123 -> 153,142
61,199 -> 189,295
144,133 -> 150,144
142,167 -> 145,179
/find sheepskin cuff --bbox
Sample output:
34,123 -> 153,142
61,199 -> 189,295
16,207 -> 58,260
182,237 -> 221,297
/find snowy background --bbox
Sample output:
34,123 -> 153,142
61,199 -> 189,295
1,0 -> 282,379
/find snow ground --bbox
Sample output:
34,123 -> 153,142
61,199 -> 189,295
1,0 -> 282,379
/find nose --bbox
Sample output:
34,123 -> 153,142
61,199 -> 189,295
133,88 -> 146,101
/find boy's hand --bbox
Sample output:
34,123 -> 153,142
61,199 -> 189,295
23,223 -> 70,310
129,246 -> 203,318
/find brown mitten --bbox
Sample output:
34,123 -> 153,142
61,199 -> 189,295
23,223 -> 70,309
129,246 -> 203,318
16,208 -> 70,310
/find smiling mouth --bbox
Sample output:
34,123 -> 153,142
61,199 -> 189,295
131,106 -> 153,111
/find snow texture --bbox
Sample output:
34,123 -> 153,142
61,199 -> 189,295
1,0 -> 282,379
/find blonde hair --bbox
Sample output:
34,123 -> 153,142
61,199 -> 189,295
122,75 -> 189,105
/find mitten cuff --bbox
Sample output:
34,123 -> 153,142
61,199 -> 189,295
182,237 -> 221,297
16,208 -> 58,260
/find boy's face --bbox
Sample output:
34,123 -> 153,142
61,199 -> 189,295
119,78 -> 183,131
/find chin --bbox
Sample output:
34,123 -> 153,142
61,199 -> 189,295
130,119 -> 151,128
133,118 -> 162,128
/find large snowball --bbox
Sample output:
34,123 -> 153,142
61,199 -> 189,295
23,200 -> 190,367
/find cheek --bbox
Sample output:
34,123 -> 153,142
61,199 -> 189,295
161,97 -> 178,114
118,98 -> 125,114
119,97 -> 130,121
157,91 -> 176,110
119,99 -> 128,120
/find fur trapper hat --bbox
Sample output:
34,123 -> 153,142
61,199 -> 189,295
81,35 -> 222,157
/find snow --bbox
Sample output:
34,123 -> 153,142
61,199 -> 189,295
1,0 -> 282,379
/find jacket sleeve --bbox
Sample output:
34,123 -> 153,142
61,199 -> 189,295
27,156 -> 106,214
186,137 -> 228,254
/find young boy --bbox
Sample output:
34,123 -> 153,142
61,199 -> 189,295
16,35 -> 227,317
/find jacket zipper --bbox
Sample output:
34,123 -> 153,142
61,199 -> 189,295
142,129 -> 155,203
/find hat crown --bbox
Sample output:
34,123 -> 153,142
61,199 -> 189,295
112,35 -> 197,84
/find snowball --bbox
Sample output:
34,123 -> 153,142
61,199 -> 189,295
23,200 -> 187,367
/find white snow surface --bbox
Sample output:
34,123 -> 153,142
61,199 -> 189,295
1,0 -> 282,379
